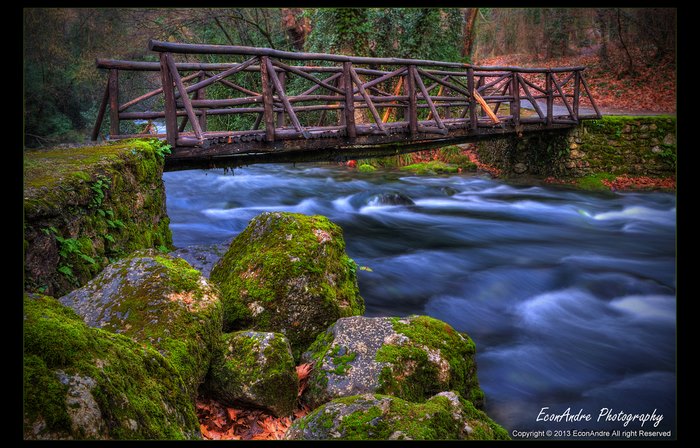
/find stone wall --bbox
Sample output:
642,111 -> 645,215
24,139 -> 173,297
475,116 -> 677,179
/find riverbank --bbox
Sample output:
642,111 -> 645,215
349,115 -> 676,192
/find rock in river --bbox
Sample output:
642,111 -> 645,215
301,315 -> 484,409
59,249 -> 223,397
210,212 -> 365,359
285,392 -> 509,440
23,294 -> 200,440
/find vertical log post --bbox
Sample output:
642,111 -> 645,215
342,62 -> 357,138
407,65 -> 417,136
277,71 -> 286,128
573,70 -> 581,122
467,67 -> 477,131
511,71 -> 520,126
108,69 -> 120,137
260,56 -> 276,142
546,71 -> 554,126
159,53 -> 178,147
91,81 -> 109,141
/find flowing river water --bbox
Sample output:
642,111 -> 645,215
163,163 -> 676,439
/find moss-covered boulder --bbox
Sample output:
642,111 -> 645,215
24,139 -> 173,297
302,316 -> 484,410
203,331 -> 298,417
210,212 -> 365,358
285,392 -> 509,441
24,294 -> 200,440
58,250 -> 223,397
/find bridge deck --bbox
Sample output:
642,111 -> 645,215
92,40 -> 601,166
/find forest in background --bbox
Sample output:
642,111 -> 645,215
23,8 -> 676,148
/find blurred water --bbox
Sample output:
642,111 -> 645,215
164,163 -> 676,439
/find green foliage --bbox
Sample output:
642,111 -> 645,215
358,164 -> 377,173
305,8 -> 463,62
89,175 -> 111,209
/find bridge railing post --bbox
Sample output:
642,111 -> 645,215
407,65 -> 418,136
573,70 -> 581,123
108,69 -> 120,138
467,67 -> 477,131
260,56 -> 276,142
546,71 -> 554,127
511,71 -> 520,127
342,62 -> 357,138
159,53 -> 179,147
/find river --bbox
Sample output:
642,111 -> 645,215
163,163 -> 676,439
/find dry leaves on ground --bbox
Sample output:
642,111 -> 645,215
196,363 -> 313,440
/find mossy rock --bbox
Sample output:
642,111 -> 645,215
203,331 -> 298,417
24,139 -> 173,297
59,249 -> 223,398
358,164 -> 377,173
210,212 -> 365,359
301,316 -> 484,410
23,293 -> 200,440
285,392 -> 510,440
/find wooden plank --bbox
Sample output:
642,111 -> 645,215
349,66 -> 386,133
260,56 -> 276,142
417,68 -> 471,97
517,73 -> 545,119
91,81 -> 109,141
159,54 -> 178,147
165,53 -> 204,140
407,66 -> 418,136
265,57 -> 306,136
181,56 -> 259,95
550,72 -> 575,119
205,74 -> 260,96
579,73 -> 602,118
270,59 -> 344,95
342,62 -> 357,138
108,69 -> 120,137
121,71 -> 201,112
413,70 -> 445,129
473,90 -> 500,124
276,71 -> 286,127
299,72 -> 342,97
382,77 -> 403,123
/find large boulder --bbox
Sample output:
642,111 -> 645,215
302,316 -> 484,409
284,392 -> 510,441
210,212 -> 365,358
59,249 -> 223,397
23,294 -> 200,440
203,331 -> 298,417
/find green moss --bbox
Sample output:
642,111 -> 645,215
400,161 -> 459,175
210,212 -> 364,359
358,164 -> 377,173
23,293 -> 199,439
205,331 -> 298,416
289,393 -> 509,440
24,138 -> 173,297
375,316 -> 484,408
574,172 -> 617,191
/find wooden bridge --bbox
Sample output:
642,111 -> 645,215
92,39 -> 601,167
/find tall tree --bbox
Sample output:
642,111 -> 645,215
461,8 -> 479,60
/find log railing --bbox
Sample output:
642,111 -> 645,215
92,39 -> 601,148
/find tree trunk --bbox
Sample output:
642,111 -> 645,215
281,8 -> 309,51
461,8 -> 479,60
